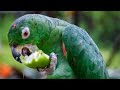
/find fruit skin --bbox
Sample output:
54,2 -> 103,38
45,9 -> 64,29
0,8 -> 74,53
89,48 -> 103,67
22,50 -> 50,69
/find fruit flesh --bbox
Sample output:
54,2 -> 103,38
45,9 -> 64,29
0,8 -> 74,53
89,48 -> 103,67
21,50 -> 50,69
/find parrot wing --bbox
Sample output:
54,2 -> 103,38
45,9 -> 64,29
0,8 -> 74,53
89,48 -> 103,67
62,25 -> 109,79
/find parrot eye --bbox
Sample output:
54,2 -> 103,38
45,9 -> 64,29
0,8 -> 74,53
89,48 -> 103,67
22,27 -> 30,39
24,31 -> 28,37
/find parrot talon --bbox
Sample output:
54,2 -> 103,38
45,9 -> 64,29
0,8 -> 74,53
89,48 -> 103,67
49,52 -> 58,71
36,52 -> 57,75
55,54 -> 58,56
49,52 -> 58,61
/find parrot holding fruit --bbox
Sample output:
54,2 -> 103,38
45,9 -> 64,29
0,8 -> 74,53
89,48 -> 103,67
8,14 -> 109,79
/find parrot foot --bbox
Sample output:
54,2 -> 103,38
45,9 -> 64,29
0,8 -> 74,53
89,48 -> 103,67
37,52 -> 58,77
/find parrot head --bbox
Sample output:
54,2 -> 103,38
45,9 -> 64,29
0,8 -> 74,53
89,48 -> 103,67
8,14 -> 51,63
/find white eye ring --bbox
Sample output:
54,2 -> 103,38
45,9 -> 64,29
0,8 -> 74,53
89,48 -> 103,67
22,27 -> 30,39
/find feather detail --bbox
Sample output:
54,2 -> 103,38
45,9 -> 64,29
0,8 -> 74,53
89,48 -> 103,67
62,42 -> 66,56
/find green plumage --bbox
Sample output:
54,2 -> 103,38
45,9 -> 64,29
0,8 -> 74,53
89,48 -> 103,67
8,14 -> 109,79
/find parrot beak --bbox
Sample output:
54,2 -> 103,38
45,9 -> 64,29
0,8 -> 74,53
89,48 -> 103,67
11,46 -> 22,63
11,44 -> 38,63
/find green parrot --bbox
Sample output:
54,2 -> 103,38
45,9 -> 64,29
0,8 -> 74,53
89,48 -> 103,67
8,14 -> 109,79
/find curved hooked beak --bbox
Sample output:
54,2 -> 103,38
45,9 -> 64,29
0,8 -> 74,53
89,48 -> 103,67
11,46 -> 22,63
11,44 -> 38,63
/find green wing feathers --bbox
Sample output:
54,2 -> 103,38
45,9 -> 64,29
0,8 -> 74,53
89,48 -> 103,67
62,25 -> 109,79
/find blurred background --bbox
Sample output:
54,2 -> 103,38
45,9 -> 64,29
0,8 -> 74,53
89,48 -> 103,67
0,11 -> 120,79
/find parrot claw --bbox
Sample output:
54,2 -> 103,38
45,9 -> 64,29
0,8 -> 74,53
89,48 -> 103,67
37,52 -> 58,75
49,52 -> 58,63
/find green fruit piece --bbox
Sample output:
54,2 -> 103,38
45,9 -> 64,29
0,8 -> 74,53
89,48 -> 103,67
22,50 -> 50,69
